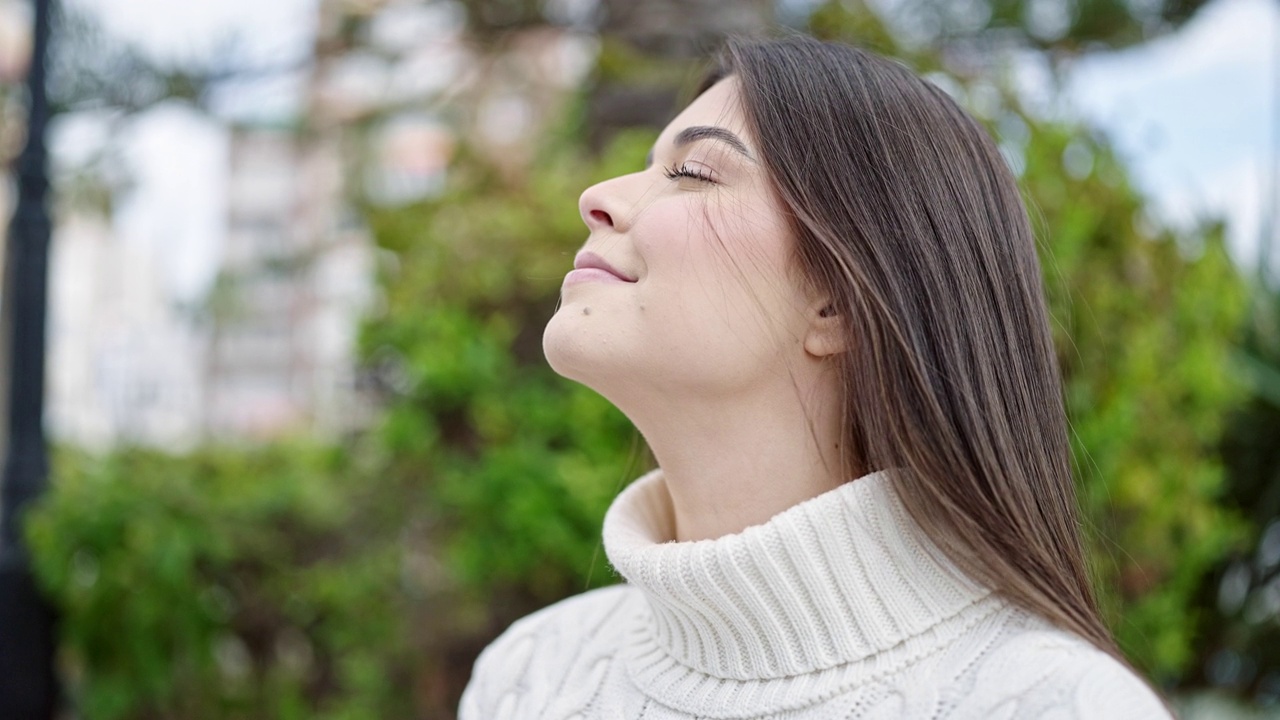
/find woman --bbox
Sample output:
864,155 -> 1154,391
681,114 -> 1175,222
460,35 -> 1172,719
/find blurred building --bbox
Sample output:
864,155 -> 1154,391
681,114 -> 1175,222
0,0 -> 32,248
46,213 -> 205,448
197,0 -> 596,442
311,0 -> 594,184
205,123 -> 375,440
205,125 -> 307,438
192,0 -> 460,441
0,1 -> 29,86
7,0 -> 598,448
204,0 -> 590,443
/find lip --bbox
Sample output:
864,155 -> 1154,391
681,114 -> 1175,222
572,251 -> 636,283
563,268 -> 629,286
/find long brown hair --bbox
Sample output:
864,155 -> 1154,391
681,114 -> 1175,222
704,36 -> 1120,659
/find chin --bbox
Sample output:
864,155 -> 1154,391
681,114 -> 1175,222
542,307 -> 603,384
542,304 -> 730,404
541,307 -> 648,404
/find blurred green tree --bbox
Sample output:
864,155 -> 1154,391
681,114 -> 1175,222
25,443 -> 420,720
1187,286 -> 1280,701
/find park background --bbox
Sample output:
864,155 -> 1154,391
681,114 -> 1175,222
0,0 -> 1278,717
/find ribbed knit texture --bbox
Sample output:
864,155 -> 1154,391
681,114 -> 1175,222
459,469 -> 1172,719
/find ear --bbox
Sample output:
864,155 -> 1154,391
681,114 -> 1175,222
802,299 -> 846,358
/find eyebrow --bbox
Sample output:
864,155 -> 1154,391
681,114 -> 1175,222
644,125 -> 754,167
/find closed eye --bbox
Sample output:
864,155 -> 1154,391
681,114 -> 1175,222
663,163 -> 716,184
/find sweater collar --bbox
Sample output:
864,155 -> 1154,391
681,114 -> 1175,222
602,468 -> 993,682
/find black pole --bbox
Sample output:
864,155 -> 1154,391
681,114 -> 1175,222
0,0 -> 59,716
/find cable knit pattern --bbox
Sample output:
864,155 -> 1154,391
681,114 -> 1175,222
459,469 -> 1172,719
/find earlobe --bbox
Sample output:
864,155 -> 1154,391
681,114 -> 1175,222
804,302 -> 846,358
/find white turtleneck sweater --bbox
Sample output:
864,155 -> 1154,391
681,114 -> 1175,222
459,469 -> 1172,719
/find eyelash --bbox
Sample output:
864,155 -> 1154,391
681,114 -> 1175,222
663,163 -> 715,184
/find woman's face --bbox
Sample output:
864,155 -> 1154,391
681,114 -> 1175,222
543,77 -> 823,404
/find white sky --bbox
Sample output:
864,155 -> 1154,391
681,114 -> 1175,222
1066,0 -> 1276,268
46,0 -> 1280,301
67,0 -> 316,68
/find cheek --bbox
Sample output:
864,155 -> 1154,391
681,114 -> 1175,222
638,197 -> 799,347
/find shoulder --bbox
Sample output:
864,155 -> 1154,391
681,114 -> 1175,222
488,583 -> 638,648
458,584 -> 639,720
956,612 -> 1172,719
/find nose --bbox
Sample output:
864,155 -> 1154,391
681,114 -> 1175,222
578,175 -> 630,233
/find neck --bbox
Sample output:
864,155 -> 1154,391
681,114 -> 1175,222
619,367 -> 846,541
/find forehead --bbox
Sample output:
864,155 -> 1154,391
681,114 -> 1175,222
656,77 -> 752,150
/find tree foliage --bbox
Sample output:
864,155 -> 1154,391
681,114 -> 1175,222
1029,124 -> 1246,677
859,0 -> 1212,53
24,444 -> 417,720
1190,289 -> 1280,700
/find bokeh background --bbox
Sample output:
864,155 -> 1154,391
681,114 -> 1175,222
0,0 -> 1277,717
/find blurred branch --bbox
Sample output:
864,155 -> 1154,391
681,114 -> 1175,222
48,3 -> 311,117
461,0 -> 548,43
907,0 -> 1215,54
